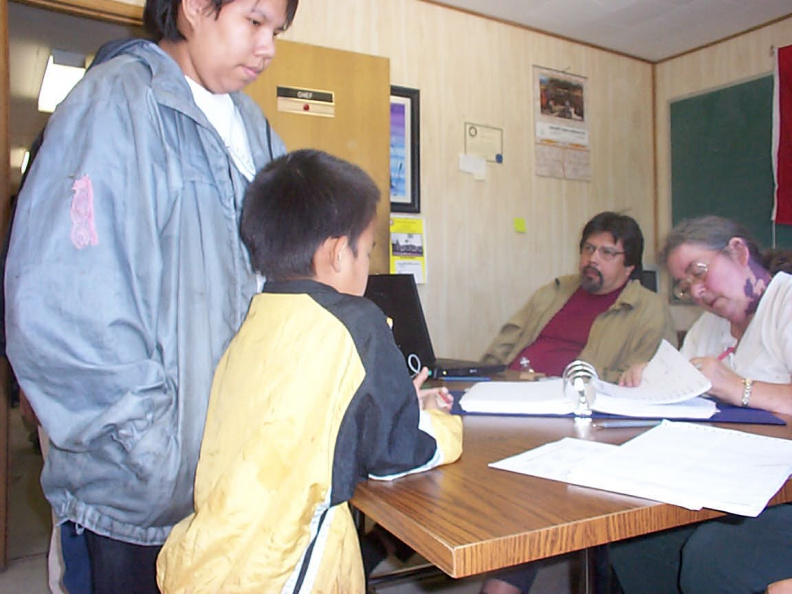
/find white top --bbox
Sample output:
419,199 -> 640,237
681,272 -> 792,384
185,76 -> 256,181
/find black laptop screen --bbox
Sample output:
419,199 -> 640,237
364,274 -> 436,371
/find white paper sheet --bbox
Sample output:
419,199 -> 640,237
567,421 -> 792,515
491,422 -> 792,516
489,437 -> 617,482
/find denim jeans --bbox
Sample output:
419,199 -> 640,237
61,521 -> 161,594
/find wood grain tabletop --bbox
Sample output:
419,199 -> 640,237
352,410 -> 792,578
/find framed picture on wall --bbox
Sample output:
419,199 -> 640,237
389,85 -> 421,213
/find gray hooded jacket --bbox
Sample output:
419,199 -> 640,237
5,39 -> 285,544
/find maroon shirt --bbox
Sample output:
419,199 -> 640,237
508,285 -> 622,376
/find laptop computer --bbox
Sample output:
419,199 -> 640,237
364,274 -> 506,378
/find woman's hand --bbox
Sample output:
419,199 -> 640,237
689,356 -> 743,405
618,362 -> 648,387
686,357 -> 792,415
413,367 -> 453,412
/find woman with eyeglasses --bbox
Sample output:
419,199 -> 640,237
613,215 -> 792,593
619,215 -> 792,416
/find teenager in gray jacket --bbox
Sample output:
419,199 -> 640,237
4,0 -> 298,591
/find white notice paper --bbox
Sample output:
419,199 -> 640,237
459,153 -> 487,180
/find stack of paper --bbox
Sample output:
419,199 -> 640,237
459,377 -> 568,414
459,340 -> 716,419
490,421 -> 792,517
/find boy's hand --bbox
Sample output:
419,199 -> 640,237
412,367 -> 454,412
768,579 -> 792,593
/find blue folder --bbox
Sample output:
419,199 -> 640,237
449,391 -> 785,425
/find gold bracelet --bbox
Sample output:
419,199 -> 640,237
741,378 -> 753,408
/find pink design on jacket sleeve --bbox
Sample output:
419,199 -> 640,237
70,174 -> 99,249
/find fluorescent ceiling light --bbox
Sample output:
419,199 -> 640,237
38,49 -> 86,113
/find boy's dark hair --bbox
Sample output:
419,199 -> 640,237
579,211 -> 644,277
144,0 -> 299,42
241,149 -> 380,281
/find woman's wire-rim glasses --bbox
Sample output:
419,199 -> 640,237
673,261 -> 709,301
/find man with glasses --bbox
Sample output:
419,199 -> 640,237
481,211 -> 677,384
480,211 -> 678,594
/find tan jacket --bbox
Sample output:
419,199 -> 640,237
481,275 -> 677,383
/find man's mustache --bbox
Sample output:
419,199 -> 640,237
582,265 -> 603,283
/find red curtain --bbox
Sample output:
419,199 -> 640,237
774,44 -> 792,225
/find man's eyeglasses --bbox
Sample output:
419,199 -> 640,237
673,261 -> 709,301
581,242 -> 625,262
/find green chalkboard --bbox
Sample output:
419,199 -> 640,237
670,75 -> 792,248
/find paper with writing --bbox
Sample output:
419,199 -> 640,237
566,421 -> 792,516
489,437 -> 616,482
593,340 -> 711,404
491,421 -> 792,516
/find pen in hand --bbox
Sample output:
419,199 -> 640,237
435,388 -> 453,408
718,346 -> 735,361
419,386 -> 453,412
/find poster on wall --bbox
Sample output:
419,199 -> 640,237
390,216 -> 426,284
533,66 -> 591,181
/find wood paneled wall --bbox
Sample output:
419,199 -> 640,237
280,0 -> 655,360
9,0 -> 658,360
654,15 -> 792,330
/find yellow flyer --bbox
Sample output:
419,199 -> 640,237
389,216 -> 426,284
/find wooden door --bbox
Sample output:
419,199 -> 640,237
244,40 -> 391,273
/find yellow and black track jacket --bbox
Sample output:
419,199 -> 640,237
157,279 -> 463,593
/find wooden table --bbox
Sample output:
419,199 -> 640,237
351,412 -> 792,579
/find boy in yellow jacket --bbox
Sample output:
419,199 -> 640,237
157,149 -> 463,593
